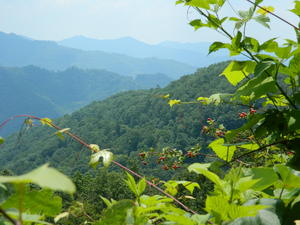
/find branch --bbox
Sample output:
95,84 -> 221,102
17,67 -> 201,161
0,207 -> 20,225
0,115 -> 198,215
244,0 -> 300,31
229,140 -> 288,163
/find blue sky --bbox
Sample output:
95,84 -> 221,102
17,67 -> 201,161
0,0 -> 298,43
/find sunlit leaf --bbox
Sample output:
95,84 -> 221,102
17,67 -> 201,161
40,118 -> 53,127
256,6 -> 275,15
0,164 -> 75,193
168,99 -> 181,107
89,149 -> 113,168
221,61 -> 256,86
209,138 -> 236,161
2,189 -> 62,216
188,163 -> 223,187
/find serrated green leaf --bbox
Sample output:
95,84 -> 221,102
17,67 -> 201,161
234,76 -> 277,101
247,167 -> 278,191
274,164 -> 300,189
290,1 -> 300,16
185,0 -> 210,9
254,15 -> 270,28
221,61 -> 256,86
97,200 -> 134,225
275,46 -> 292,59
189,19 -> 208,30
137,178 -> 147,196
238,143 -> 260,151
125,173 -> 138,196
0,164 -> 75,193
89,149 -> 113,168
209,138 -> 236,161
175,0 -> 184,5
188,163 -> 223,187
2,189 -> 62,216
209,41 -> 230,54
242,37 -> 260,52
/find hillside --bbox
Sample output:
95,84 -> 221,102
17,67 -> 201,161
0,66 -> 171,136
0,62 -> 243,175
59,36 -> 227,67
0,32 -> 195,78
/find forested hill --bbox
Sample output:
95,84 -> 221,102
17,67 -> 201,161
0,32 -> 195,78
0,66 -> 171,136
0,62 -> 243,175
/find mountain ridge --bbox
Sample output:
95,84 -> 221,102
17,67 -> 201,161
59,35 -> 228,67
0,65 -> 172,136
0,31 -> 195,78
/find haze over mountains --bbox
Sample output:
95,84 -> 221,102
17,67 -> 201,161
0,31 -> 227,136
59,36 -> 227,67
0,66 -> 171,136
0,32 -> 195,79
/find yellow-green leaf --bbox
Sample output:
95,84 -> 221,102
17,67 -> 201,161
209,138 -> 236,161
0,164 -> 75,193
89,144 -> 101,152
256,6 -> 274,15
40,118 -> 53,127
221,61 -> 256,86
168,99 -> 181,107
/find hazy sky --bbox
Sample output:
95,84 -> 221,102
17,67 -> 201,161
0,0 -> 298,43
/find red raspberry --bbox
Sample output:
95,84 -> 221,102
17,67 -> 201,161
172,164 -> 180,170
249,108 -> 256,115
207,118 -> 213,122
159,156 -> 166,161
239,112 -> 247,118
215,130 -> 225,136
202,125 -> 209,133
138,153 -> 146,157
186,151 -> 195,158
162,165 -> 169,170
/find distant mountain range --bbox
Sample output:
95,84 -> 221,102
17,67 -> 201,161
0,32 -> 195,79
0,65 -> 171,136
59,36 -> 228,67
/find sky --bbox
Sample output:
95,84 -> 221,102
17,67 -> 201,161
0,0 -> 298,44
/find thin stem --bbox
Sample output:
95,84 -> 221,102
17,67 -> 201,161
0,207 -> 19,225
244,0 -> 300,31
229,140 -> 288,163
0,115 -> 198,215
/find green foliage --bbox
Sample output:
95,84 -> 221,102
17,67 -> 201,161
0,164 -> 75,194
0,165 -> 75,224
1,0 -> 300,224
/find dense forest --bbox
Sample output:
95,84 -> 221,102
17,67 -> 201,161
0,62 -> 242,175
0,66 -> 171,136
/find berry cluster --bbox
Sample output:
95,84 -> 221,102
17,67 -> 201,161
137,146 -> 201,170
202,117 -> 227,137
239,108 -> 257,118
